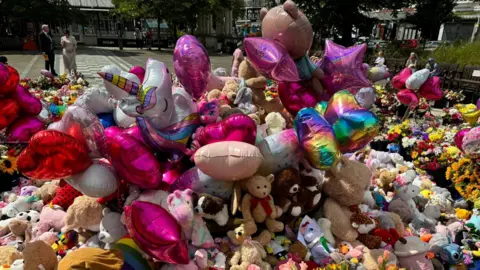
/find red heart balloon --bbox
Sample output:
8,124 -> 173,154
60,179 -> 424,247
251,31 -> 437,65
396,89 -> 419,108
392,68 -> 412,90
194,114 -> 257,146
0,98 -> 20,130
17,130 -> 92,180
0,65 -> 19,95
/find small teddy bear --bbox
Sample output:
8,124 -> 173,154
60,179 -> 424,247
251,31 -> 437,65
241,174 -> 284,235
98,208 -> 126,249
265,112 -> 286,136
62,196 -> 103,233
229,239 -> 272,270
226,223 -> 272,247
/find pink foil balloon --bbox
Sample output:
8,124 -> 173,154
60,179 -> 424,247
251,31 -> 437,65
104,126 -> 124,140
455,128 -> 470,152
397,89 -> 419,108
244,37 -> 300,82
0,63 -> 8,86
418,76 -> 442,101
6,116 -> 45,142
278,81 -> 320,116
318,40 -> 370,95
392,68 -> 412,90
124,201 -> 189,264
124,125 -> 148,146
48,106 -> 106,159
194,114 -> 257,146
173,35 -> 211,99
128,66 -> 146,83
14,84 -> 42,116
108,133 -> 163,189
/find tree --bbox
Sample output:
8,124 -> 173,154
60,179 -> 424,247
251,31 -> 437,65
294,0 -> 412,46
406,0 -> 456,40
0,0 -> 78,24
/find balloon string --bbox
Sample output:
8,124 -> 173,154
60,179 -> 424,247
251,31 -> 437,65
401,101 -> 415,122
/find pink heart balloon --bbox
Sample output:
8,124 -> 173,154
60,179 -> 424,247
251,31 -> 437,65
0,63 -> 8,86
124,125 -> 149,146
244,37 -> 300,82
418,76 -> 442,101
6,116 -> 45,142
14,84 -> 42,116
392,68 -> 412,90
108,133 -> 163,189
396,89 -> 419,108
278,81 -> 320,116
173,35 -> 211,100
194,114 -> 257,147
455,128 -> 470,152
124,201 -> 189,264
105,126 -> 124,140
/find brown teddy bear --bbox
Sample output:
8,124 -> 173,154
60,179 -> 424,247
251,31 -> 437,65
226,223 -> 271,247
62,196 -> 103,233
238,60 -> 283,120
376,169 -> 396,195
322,156 -> 372,242
241,175 -> 284,235
33,182 -> 58,204
349,206 -> 382,249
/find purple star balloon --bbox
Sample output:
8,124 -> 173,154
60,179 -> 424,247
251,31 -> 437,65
318,40 -> 371,95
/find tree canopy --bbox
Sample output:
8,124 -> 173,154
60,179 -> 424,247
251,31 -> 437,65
406,0 -> 456,40
0,0 -> 78,23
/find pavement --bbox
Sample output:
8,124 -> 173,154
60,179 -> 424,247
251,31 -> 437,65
0,46 -> 234,86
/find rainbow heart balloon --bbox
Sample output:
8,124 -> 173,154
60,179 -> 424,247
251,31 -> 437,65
294,90 -> 379,169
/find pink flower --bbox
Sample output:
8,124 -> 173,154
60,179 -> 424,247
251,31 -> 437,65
247,265 -> 261,270
278,259 -> 298,270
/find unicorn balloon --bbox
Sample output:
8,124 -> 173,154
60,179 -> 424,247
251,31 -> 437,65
99,59 -> 199,158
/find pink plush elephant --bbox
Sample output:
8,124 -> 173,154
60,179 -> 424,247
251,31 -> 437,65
260,0 -> 324,96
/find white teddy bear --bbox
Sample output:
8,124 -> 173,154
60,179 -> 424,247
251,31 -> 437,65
98,208 -> 127,249
1,196 -> 34,219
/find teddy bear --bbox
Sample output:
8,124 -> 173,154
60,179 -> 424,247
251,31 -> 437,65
16,210 -> 40,224
234,82 -> 257,114
9,241 -> 58,270
322,157 -> 372,242
388,179 -> 420,223
98,208 -> 126,249
229,239 -> 271,270
260,0 -> 324,96
272,168 -> 302,217
192,193 -> 229,226
227,223 -> 272,247
240,174 -> 284,235
372,228 -> 401,247
34,205 -> 66,234
167,189 -> 215,249
238,60 -> 283,120
62,196 -> 103,233
32,182 -> 58,204
8,219 -> 32,245
265,112 -> 286,136
376,169 -> 396,195
0,246 -> 22,266
349,206 -> 382,249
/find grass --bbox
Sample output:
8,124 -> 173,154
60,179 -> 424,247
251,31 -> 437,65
432,40 -> 480,66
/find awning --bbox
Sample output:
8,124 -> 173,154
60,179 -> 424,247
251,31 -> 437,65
79,8 -> 111,12
68,0 -> 114,9
363,8 -> 416,21
455,11 -> 480,19
144,19 -> 169,29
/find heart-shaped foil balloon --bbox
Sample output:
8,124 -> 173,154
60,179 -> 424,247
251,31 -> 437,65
294,107 -> 340,170
194,114 -> 257,147
0,98 -> 20,130
392,68 -> 412,90
418,76 -> 442,101
6,116 -> 45,142
124,201 -> 189,264
0,65 -> 19,95
397,89 -> 419,108
48,106 -> 106,158
278,81 -> 320,117
17,130 -> 92,180
13,84 -> 42,116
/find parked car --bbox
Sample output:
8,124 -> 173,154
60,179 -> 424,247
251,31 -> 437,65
400,39 -> 419,49
424,40 -> 451,50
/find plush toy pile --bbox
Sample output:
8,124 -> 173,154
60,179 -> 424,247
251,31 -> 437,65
1,1 -> 480,270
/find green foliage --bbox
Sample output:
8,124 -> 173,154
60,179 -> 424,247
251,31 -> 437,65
295,0 -> 411,46
406,0 -> 456,40
0,0 -> 78,23
432,41 -> 480,65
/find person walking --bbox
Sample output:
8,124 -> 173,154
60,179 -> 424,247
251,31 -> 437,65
61,30 -> 77,78
146,28 -> 153,50
231,41 -> 244,77
39,24 -> 58,76
135,28 -> 143,49
405,52 -> 418,72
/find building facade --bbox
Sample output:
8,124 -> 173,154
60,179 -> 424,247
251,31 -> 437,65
438,0 -> 480,41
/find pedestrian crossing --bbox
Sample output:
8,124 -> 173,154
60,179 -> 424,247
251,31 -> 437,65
55,48 -> 137,86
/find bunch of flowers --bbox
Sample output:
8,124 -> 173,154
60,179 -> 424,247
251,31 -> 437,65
442,108 -> 463,125
446,157 -> 480,201
387,120 -> 412,142
377,250 -> 405,270
443,89 -> 465,103
374,85 -> 398,115
265,80 -> 279,102
410,140 -> 444,171
438,146 -> 463,168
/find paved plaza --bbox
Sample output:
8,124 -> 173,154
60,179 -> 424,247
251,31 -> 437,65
1,46 -> 235,85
